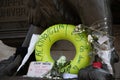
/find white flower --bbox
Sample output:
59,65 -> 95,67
57,56 -> 66,66
88,35 -> 93,43
76,24 -> 82,29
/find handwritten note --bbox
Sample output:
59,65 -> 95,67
27,61 -> 53,78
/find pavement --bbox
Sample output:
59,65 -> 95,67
0,40 -> 16,61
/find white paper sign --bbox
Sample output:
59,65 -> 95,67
27,61 -> 53,78
98,36 -> 109,44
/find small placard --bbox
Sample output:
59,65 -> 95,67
27,61 -> 53,78
98,36 -> 109,44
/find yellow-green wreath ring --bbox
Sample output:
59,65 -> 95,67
35,24 -> 91,74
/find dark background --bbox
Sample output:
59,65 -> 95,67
0,0 -> 120,47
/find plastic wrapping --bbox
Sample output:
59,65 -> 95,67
0,47 -> 28,76
89,19 -> 119,74
76,0 -> 112,26
78,65 -> 113,80
78,55 -> 113,80
17,34 -> 39,72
